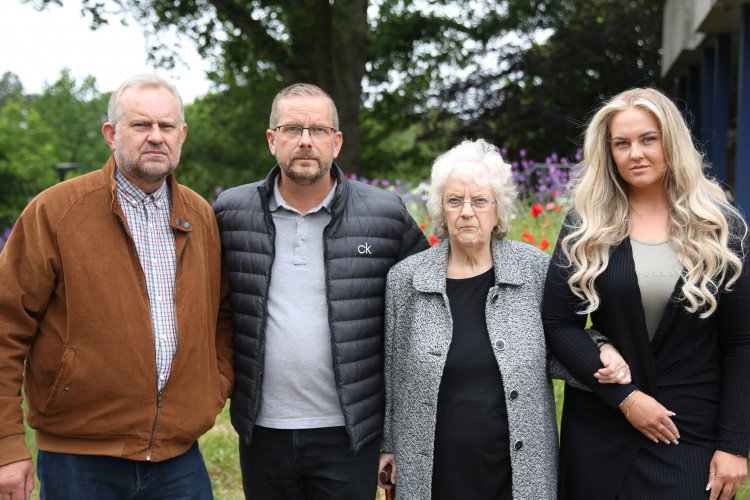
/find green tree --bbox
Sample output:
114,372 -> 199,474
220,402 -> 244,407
22,0 -> 567,173
0,98 -> 58,227
445,0 -> 665,161
0,72 -> 25,109
179,73 -> 280,198
32,69 -> 111,177
0,71 -> 112,227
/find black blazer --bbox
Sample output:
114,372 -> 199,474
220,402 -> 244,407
543,210 -> 750,499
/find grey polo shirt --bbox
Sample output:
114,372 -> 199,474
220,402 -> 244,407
255,177 -> 345,429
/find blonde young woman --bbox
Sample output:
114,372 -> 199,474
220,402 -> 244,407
543,88 -> 750,500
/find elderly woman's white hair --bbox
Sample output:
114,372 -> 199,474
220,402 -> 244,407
427,138 -> 517,240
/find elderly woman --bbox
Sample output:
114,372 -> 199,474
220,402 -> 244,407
378,139 -> 630,499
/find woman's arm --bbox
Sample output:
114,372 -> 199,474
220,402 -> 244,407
542,214 -> 678,444
547,331 -> 631,389
715,224 -> 750,455
542,216 -> 636,408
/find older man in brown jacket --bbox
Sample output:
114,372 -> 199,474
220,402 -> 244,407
0,74 -> 233,500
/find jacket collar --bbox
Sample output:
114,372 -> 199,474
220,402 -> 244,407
259,162 -> 349,214
413,237 -> 527,293
103,155 -> 192,233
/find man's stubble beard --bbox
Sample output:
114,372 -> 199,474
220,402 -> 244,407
278,151 -> 332,186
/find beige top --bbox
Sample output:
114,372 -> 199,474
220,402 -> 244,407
630,236 -> 680,340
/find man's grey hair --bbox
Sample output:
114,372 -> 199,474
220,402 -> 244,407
269,83 -> 339,130
107,74 -> 185,129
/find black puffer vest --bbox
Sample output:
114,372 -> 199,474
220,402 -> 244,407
214,164 -> 429,451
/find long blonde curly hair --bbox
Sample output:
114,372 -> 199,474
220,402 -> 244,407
562,87 -> 746,318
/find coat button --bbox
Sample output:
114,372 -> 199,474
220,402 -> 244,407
491,292 -> 499,303
514,440 -> 523,451
184,222 -> 191,229
494,339 -> 506,351
175,219 -> 182,226
509,390 -> 519,400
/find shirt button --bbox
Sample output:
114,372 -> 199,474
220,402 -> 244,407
298,240 -> 304,246
151,258 -> 158,264
509,390 -> 519,400
159,375 -> 166,381
299,217 -> 304,222
514,440 -> 523,451
491,292 -> 499,303
156,295 -> 163,302
494,339 -> 506,351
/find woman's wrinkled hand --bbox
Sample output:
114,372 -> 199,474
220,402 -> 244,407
378,452 -> 396,490
595,343 -> 632,384
706,450 -> 747,500
622,391 -> 680,445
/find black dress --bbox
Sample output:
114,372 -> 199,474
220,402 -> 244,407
432,268 -> 512,500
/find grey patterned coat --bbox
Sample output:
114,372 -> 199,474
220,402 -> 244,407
382,237 -> 582,499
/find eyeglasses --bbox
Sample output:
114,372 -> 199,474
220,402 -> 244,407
273,125 -> 337,139
441,197 -> 496,212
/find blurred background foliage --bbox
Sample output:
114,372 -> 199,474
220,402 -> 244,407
1,0 -> 664,229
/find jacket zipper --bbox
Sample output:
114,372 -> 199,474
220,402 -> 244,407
146,391 -> 162,461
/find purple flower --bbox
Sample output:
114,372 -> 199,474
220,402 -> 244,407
214,186 -> 223,196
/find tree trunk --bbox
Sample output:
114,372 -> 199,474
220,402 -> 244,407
329,0 -> 368,175
277,0 -> 369,174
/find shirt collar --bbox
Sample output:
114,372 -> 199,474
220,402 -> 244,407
270,174 -> 337,215
115,167 -> 170,208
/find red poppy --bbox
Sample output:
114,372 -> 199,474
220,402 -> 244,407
429,234 -> 440,246
555,205 -> 562,212
420,222 -> 427,230
530,203 -> 543,218
539,239 -> 549,250
522,231 -> 535,243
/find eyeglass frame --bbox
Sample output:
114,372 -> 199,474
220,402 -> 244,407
272,125 -> 338,139
441,197 -> 497,212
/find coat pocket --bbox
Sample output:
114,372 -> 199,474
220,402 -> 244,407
37,345 -> 76,415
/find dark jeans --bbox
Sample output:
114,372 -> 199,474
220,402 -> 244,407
37,441 -> 213,500
239,425 -> 379,500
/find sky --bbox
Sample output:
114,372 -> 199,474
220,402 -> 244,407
1,0 -> 212,103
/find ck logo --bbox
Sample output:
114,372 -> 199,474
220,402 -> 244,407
357,242 -> 372,255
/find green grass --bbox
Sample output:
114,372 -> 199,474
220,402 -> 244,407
20,392 -> 750,499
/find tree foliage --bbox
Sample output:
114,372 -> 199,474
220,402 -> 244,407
3,0 -> 668,227
178,71 -> 281,198
445,0 -> 665,161
22,0 -> 568,173
0,70 -> 111,227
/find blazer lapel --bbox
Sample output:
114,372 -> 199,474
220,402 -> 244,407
649,275 -> 685,352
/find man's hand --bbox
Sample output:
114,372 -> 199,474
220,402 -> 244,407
0,459 -> 34,500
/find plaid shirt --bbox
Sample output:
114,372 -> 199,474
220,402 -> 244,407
115,168 -> 177,392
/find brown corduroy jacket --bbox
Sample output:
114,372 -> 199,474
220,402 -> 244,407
0,156 -> 233,466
